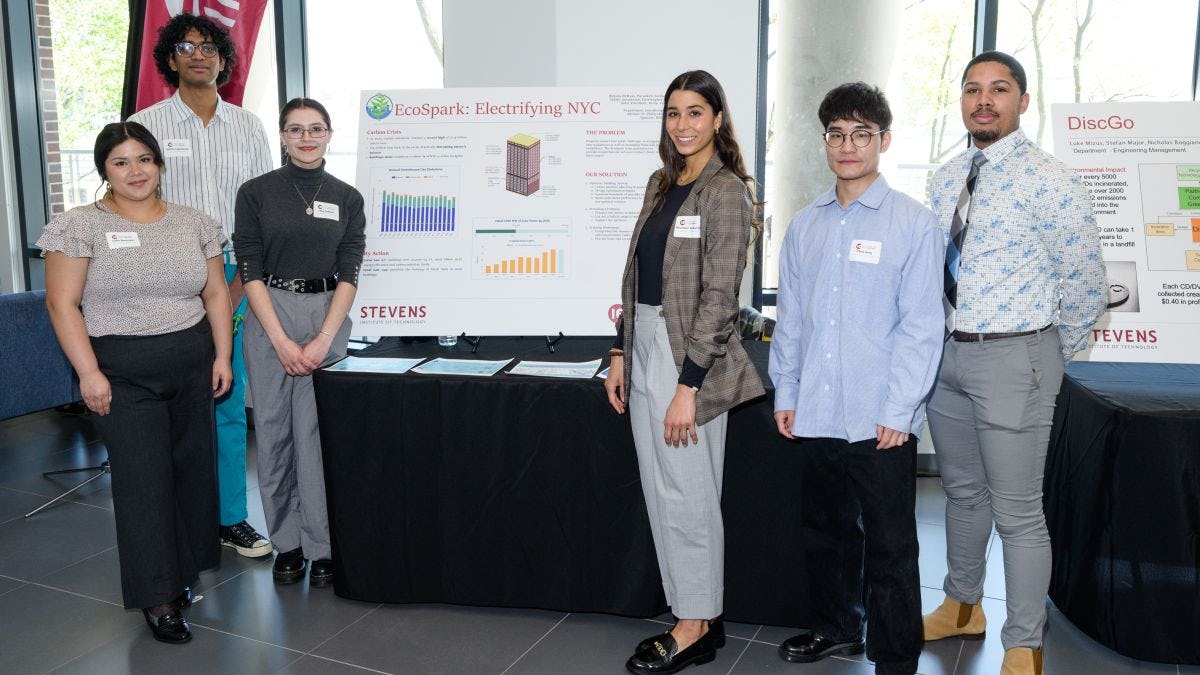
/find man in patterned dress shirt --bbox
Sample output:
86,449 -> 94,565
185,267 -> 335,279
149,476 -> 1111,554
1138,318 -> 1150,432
920,51 -> 1105,675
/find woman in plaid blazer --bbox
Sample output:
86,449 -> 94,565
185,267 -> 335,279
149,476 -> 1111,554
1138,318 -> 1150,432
605,70 -> 764,674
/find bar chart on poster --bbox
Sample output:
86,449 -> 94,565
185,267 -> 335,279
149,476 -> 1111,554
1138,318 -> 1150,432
371,166 -> 459,235
353,87 -> 661,336
1053,102 -> 1200,363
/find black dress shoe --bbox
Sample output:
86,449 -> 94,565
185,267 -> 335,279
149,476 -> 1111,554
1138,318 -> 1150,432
627,627 -> 720,674
174,587 -> 192,610
143,607 -> 192,644
309,559 -> 334,587
778,631 -> 864,663
273,547 -> 306,583
637,617 -> 726,653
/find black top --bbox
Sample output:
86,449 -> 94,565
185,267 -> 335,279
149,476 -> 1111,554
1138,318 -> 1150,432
636,181 -> 694,305
614,180 -> 708,389
234,160 -> 366,286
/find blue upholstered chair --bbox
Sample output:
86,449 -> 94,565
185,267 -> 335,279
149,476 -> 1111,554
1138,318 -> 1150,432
0,290 -> 79,421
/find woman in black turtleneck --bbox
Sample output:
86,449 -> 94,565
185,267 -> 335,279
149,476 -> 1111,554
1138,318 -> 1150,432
233,97 -> 365,588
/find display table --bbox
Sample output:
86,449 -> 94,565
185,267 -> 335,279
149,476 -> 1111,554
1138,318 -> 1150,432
1045,362 -> 1200,664
313,337 -> 817,627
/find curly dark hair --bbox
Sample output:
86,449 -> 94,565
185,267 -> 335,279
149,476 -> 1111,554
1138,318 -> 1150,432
151,13 -> 237,89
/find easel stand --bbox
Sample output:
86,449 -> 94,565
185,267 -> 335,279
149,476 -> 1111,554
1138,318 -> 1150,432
460,333 -> 483,353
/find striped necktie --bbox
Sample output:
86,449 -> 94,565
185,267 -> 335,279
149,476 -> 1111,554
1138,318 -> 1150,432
943,151 -> 988,334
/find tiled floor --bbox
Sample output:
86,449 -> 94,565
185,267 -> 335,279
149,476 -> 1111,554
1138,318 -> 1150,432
0,410 -> 1191,674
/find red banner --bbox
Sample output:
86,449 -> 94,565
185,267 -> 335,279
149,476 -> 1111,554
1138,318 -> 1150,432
133,0 -> 269,111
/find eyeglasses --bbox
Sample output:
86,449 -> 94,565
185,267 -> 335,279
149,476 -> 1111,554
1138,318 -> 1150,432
173,41 -> 219,58
283,125 -> 330,139
823,129 -> 888,148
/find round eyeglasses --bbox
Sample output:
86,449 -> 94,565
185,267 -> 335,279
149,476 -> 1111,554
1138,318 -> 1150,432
823,129 -> 888,148
173,41 -> 219,58
283,126 -> 330,139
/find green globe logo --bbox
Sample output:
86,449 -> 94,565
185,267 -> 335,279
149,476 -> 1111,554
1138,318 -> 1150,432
365,93 -> 392,120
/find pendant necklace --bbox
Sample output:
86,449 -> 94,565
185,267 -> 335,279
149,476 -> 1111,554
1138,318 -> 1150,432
292,182 -> 326,216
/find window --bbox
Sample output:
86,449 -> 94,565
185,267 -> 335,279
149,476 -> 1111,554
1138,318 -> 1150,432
759,0 -> 1199,300
882,0 -> 976,205
41,0 -> 129,215
996,0 -> 1199,153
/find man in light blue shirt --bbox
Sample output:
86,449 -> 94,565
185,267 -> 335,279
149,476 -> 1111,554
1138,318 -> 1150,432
769,83 -> 943,675
920,51 -> 1105,675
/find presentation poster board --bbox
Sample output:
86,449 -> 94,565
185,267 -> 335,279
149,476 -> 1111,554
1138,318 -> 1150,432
1052,102 -> 1200,363
351,87 -> 662,336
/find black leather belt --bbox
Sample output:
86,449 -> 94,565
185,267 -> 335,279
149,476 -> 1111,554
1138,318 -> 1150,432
951,323 -> 1054,343
264,273 -> 337,294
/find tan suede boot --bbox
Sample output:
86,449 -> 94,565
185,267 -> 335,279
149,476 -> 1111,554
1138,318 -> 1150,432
921,597 -> 986,641
1000,646 -> 1044,675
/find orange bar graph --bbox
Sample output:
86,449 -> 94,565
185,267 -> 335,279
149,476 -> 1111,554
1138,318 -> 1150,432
484,248 -> 564,275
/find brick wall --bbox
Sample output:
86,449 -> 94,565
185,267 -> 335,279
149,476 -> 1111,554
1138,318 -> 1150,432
35,0 -> 65,216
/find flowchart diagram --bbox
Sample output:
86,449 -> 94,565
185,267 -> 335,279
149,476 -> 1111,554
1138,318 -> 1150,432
1140,163 -> 1200,272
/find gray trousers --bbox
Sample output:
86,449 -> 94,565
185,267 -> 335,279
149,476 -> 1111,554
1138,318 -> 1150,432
926,329 -> 1064,650
629,304 -> 727,619
243,288 -> 350,561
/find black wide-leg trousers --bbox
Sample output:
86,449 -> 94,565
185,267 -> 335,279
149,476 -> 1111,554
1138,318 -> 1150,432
90,319 -> 220,609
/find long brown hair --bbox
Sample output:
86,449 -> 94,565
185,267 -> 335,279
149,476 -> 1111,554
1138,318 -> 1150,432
652,70 -> 761,233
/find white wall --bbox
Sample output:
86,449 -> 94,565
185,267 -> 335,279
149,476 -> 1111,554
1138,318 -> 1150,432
444,0 -> 762,303
444,0 -> 759,171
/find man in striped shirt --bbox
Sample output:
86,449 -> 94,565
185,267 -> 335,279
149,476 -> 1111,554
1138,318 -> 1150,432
128,13 -> 274,559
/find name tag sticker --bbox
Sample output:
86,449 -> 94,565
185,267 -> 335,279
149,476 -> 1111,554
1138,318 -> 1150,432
106,232 -> 141,249
673,215 -> 701,239
162,139 -> 192,158
848,239 -> 882,264
313,201 -> 340,221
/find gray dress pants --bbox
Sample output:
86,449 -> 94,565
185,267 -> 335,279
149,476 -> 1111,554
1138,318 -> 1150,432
629,303 -> 727,619
926,328 -> 1064,650
243,288 -> 350,561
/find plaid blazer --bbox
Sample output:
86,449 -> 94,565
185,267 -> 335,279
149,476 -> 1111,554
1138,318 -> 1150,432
619,154 -> 765,425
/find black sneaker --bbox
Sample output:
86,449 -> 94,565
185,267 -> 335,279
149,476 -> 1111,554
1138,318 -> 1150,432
219,521 -> 273,558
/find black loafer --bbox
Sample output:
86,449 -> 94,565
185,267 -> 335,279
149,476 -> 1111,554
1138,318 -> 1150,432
174,587 -> 192,610
273,547 -> 306,583
627,627 -> 720,674
309,559 -> 334,587
143,607 -> 192,644
637,617 -> 726,653
778,631 -> 864,663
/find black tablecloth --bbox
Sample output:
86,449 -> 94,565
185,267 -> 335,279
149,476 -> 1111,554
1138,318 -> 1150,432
1045,362 -> 1200,664
314,337 -> 817,627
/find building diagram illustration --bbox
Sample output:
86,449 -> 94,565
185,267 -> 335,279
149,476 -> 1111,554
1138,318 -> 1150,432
505,133 -> 541,196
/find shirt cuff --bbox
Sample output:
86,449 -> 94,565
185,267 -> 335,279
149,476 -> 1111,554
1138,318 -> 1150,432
678,356 -> 709,389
